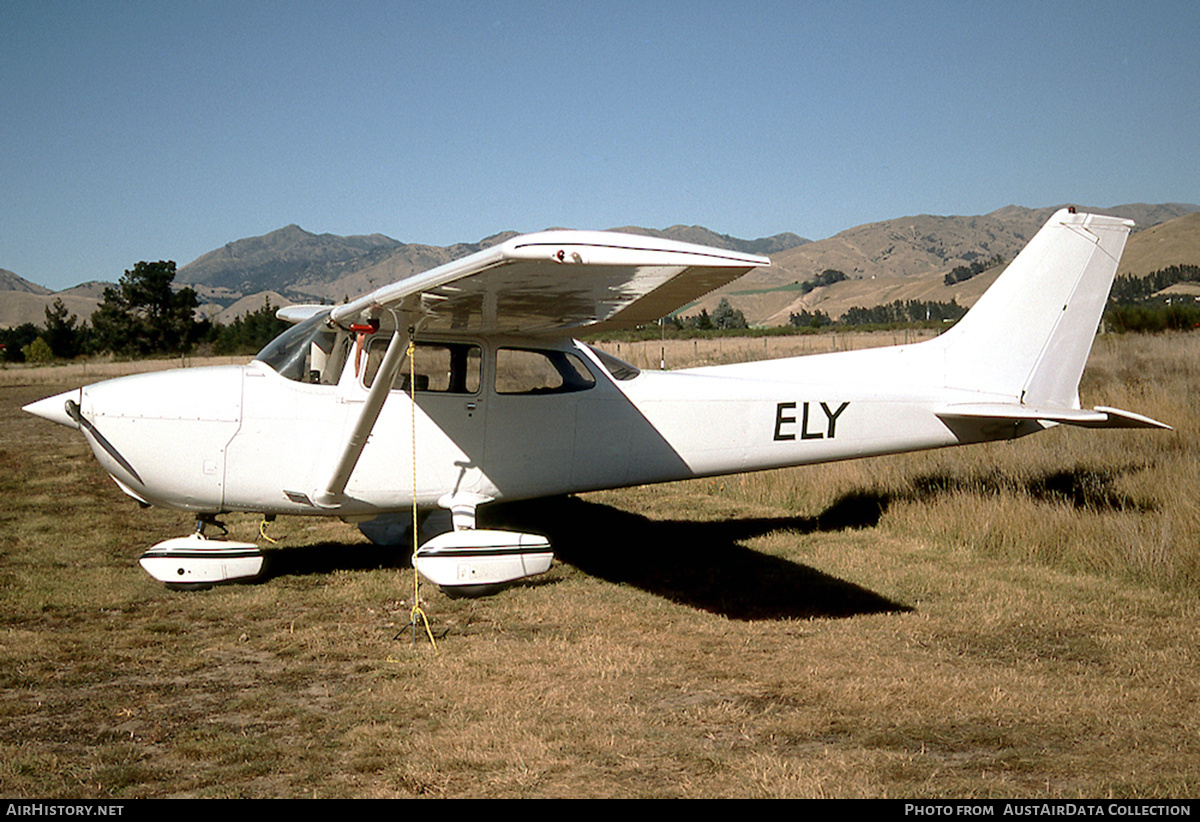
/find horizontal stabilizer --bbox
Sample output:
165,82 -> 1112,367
937,404 -> 1172,430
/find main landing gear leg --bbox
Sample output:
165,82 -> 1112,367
412,494 -> 554,598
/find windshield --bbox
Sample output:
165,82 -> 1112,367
255,309 -> 345,383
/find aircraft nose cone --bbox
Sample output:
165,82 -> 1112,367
22,389 -> 82,429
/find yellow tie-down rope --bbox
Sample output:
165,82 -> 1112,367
406,331 -> 437,650
259,517 -> 278,544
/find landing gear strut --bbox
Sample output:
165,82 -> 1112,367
193,514 -> 228,538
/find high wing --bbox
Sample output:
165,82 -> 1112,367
308,231 -> 768,335
281,230 -> 766,508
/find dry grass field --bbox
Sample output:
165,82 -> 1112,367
1,331 -> 1198,798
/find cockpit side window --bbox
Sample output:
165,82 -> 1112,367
255,310 -> 347,384
363,339 -> 481,394
495,348 -> 596,395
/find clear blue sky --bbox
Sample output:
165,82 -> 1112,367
3,1 -> 1198,291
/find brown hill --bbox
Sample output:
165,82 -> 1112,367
56,281 -> 110,302
0,292 -> 100,330
1116,212 -> 1200,277
692,204 -> 1199,325
195,292 -> 296,325
610,225 -> 809,257
174,224 -> 808,305
179,225 -> 405,295
177,225 -> 520,303
5,204 -> 1195,329
0,273 -> 105,328
170,205 -> 1196,324
288,236 -> 518,303
0,268 -> 53,296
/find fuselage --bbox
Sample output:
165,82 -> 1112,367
26,329 -> 1019,519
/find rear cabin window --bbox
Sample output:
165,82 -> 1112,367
495,348 -> 596,395
363,340 -> 481,394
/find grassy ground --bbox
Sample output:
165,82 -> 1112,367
0,332 -> 1197,798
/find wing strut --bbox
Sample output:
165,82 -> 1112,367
315,316 -> 417,507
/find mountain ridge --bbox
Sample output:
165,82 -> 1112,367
701,203 -> 1200,325
3,203 -> 1196,329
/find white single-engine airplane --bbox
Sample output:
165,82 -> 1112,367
24,209 -> 1169,593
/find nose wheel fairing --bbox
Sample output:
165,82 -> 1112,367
139,534 -> 264,589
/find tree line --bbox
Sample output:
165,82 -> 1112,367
7,258 -> 1197,363
1109,265 -> 1200,304
1,261 -> 290,363
790,299 -> 966,330
1104,264 -> 1200,333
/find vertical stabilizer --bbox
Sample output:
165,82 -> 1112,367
937,209 -> 1133,407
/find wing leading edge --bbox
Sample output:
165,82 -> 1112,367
321,231 -> 768,335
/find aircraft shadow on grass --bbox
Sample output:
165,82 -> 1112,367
261,490 -> 910,621
257,461 -> 1149,620
904,463 -> 1153,513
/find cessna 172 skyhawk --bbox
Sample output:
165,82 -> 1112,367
23,209 -> 1169,593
